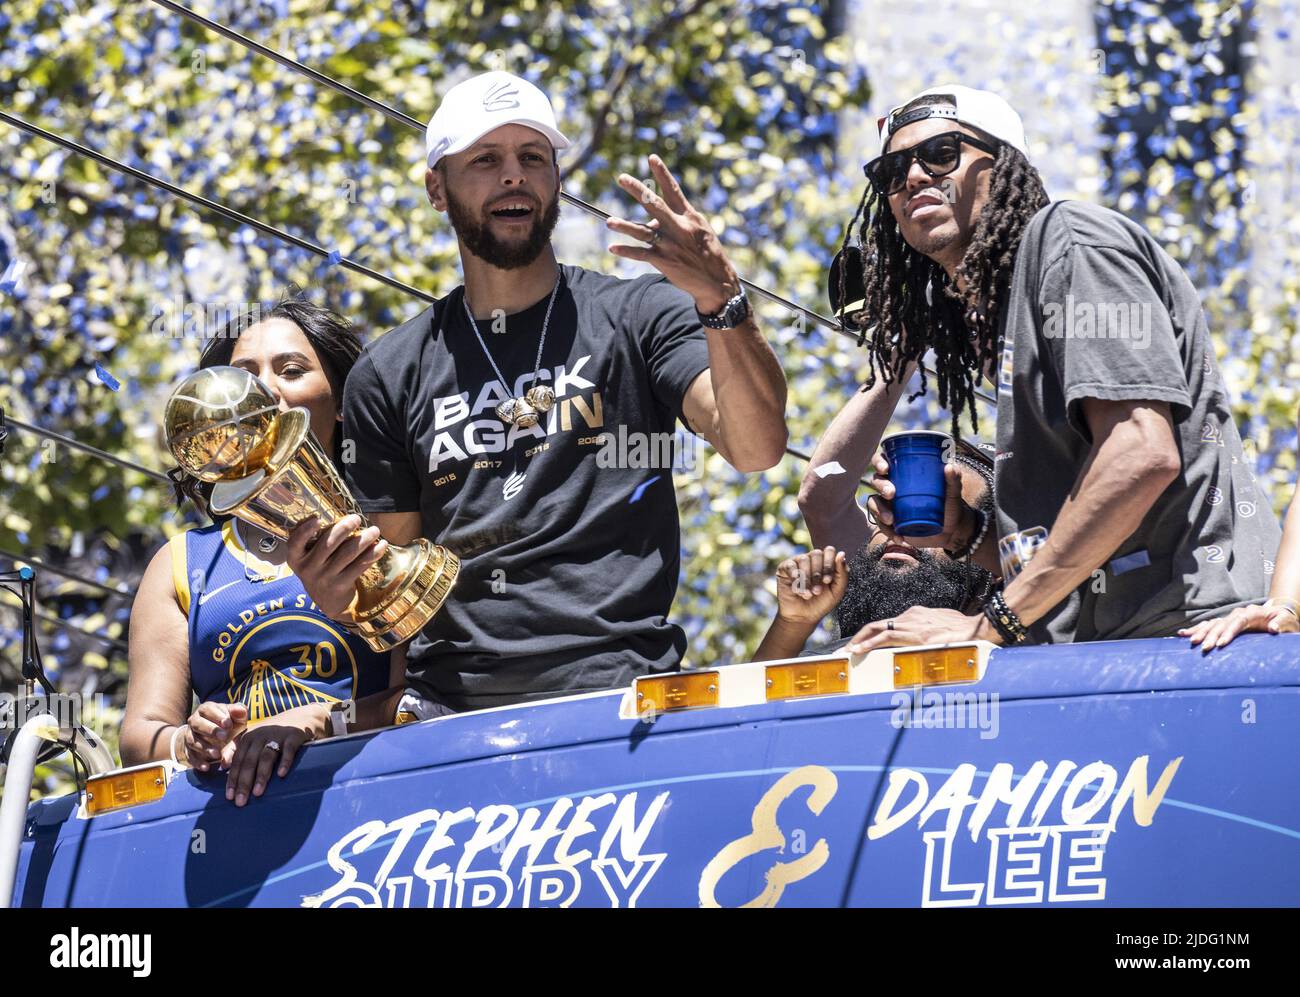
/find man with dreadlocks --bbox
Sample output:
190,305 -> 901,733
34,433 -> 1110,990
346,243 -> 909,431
825,84 -> 1279,653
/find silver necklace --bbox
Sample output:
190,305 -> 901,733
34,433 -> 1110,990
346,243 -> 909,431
233,520 -> 280,583
244,522 -> 279,554
461,272 -> 562,428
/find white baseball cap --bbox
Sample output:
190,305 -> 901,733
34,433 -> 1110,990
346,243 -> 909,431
876,85 -> 1028,157
425,71 -> 571,169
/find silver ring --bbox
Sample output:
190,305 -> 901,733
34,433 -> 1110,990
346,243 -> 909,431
650,227 -> 662,245
886,619 -> 895,631
263,740 -> 281,752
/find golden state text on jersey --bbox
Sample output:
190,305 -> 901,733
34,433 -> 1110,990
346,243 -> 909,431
169,522 -> 388,719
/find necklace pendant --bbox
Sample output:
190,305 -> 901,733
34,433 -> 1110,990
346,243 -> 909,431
496,397 -> 539,428
466,273 -> 564,433
257,534 -> 279,554
524,384 -> 556,412
512,399 -> 540,429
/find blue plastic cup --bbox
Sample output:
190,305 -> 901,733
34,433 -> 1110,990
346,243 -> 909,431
880,430 -> 952,537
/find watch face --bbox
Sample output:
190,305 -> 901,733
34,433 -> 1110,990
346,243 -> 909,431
699,292 -> 748,328
719,293 -> 748,326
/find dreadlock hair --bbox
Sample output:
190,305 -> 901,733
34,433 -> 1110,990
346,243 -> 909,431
168,285 -> 363,520
836,94 -> 1050,436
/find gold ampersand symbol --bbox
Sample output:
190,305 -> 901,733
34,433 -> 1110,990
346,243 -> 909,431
698,765 -> 838,908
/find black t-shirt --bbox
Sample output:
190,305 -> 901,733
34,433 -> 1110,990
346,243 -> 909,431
342,264 -> 711,709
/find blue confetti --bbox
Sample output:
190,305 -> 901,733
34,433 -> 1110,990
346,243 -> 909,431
0,259 -> 27,294
629,475 -> 662,504
93,362 -> 121,391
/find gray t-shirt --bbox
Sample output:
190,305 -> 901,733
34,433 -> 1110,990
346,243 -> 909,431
993,200 -> 1280,643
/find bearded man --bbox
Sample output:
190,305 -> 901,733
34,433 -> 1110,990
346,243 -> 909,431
287,71 -> 789,715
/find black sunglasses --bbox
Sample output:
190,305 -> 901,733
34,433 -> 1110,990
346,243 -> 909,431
863,131 -> 999,196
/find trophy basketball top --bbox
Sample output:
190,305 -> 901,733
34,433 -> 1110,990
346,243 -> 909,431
164,366 -> 283,482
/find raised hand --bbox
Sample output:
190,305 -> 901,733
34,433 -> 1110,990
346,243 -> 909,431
866,449 -> 969,550
284,514 -> 387,621
775,546 -> 849,627
607,154 -> 741,315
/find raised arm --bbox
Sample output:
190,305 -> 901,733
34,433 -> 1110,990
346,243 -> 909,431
607,154 -> 787,472
681,353 -> 788,473
797,364 -> 916,553
752,547 -> 848,661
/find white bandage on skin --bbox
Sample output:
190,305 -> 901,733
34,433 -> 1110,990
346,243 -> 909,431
813,461 -> 846,478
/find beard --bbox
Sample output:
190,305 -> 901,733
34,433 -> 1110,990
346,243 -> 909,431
835,543 -> 991,640
899,215 -> 962,260
444,185 -> 561,270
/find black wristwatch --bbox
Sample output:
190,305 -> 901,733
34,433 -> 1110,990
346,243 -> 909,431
696,288 -> 751,329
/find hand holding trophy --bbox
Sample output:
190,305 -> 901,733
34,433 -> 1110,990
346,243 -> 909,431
163,366 -> 457,651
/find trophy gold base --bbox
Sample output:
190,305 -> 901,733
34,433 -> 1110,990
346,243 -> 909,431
344,538 -> 459,651
209,407 -> 458,652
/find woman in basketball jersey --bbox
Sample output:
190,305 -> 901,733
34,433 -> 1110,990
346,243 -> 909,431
121,293 -> 398,807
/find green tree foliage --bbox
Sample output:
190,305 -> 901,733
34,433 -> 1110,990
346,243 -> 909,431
0,1 -> 870,794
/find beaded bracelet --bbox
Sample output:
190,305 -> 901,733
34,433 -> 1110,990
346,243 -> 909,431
983,586 -> 1029,644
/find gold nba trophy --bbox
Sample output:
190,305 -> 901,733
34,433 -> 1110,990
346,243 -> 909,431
163,366 -> 458,651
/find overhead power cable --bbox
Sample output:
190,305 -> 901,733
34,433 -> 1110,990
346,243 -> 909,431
146,0 -> 996,407
0,112 -> 876,488
3,411 -> 171,484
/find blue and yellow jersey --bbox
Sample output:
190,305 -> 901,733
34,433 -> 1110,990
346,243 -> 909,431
169,522 -> 388,721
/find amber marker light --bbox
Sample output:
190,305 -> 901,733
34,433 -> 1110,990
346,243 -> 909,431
765,658 -> 850,701
892,644 -> 980,688
84,764 -> 169,816
634,671 -> 720,714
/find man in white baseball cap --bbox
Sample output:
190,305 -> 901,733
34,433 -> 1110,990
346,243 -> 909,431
424,70 -> 571,169
807,83 -> 1278,658
420,70 -> 574,273
288,70 -> 789,717
875,84 -> 1028,157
